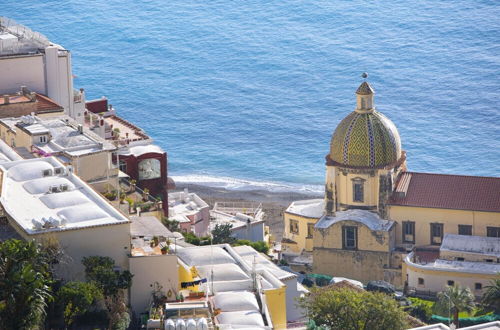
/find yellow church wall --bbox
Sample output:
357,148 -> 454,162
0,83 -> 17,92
313,247 -> 394,284
313,220 -> 391,252
312,221 -> 402,286
283,211 -> 319,253
387,205 -> 500,246
263,286 -> 287,329
333,171 -> 380,209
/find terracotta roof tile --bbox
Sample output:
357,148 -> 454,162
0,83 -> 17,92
389,172 -> 500,212
86,98 -> 108,113
35,94 -> 63,112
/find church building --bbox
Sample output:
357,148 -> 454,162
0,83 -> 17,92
283,77 -> 500,294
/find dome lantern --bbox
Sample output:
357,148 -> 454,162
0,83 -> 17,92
329,79 -> 402,168
355,78 -> 375,113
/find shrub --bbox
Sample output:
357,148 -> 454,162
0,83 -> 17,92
233,240 -> 269,254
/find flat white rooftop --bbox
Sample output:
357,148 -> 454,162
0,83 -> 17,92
168,190 -> 208,223
209,210 -> 263,231
441,234 -> 500,258
286,199 -> 324,218
0,115 -> 115,157
0,157 -> 129,234
406,252 -> 500,275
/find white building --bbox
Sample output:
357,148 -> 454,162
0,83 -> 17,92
210,201 -> 267,242
0,17 -> 85,122
0,156 -> 130,280
168,189 -> 210,236
176,244 -> 307,328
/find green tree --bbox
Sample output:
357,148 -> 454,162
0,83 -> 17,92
481,275 -> 500,313
58,281 -> 102,327
0,239 -> 54,330
82,256 -> 133,330
162,217 -> 180,232
212,223 -> 235,244
299,286 -> 408,330
434,285 -> 475,328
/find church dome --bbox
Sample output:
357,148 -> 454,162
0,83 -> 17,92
329,81 -> 402,168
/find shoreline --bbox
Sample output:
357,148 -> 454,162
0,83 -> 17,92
174,182 -> 323,207
174,183 -> 323,242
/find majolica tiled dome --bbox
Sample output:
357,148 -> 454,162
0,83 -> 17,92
329,82 -> 402,168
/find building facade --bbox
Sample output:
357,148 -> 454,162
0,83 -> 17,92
306,78 -> 500,292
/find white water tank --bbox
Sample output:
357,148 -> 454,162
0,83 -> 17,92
175,318 -> 186,330
197,318 -> 208,330
164,319 -> 175,330
186,318 -> 196,330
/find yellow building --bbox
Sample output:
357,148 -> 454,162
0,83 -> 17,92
282,199 -> 323,254
297,77 -> 500,292
404,234 -> 500,297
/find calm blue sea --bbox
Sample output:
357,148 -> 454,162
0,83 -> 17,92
3,1 -> 500,193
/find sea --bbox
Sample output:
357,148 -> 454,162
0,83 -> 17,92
3,1 -> 500,195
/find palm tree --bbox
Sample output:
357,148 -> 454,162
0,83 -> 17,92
0,239 -> 53,329
435,285 -> 475,328
482,275 -> 500,313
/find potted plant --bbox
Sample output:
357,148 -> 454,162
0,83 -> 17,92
152,236 -> 159,246
130,179 -> 136,193
143,188 -> 150,201
161,246 -> 168,255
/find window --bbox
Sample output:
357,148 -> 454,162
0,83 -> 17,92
430,223 -> 444,245
10,138 -> 15,147
402,221 -> 415,243
342,226 -> 358,250
289,219 -> 299,234
307,223 -> 314,238
138,158 -> 161,180
353,182 -> 364,202
485,259 -> 493,263
447,280 -> 455,286
487,227 -> 500,238
475,283 -> 482,290
458,225 -> 472,235
418,278 -> 424,286
119,160 -> 127,173
455,257 -> 465,261
39,135 -> 47,143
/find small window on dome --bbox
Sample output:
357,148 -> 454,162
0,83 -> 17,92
361,98 -> 366,109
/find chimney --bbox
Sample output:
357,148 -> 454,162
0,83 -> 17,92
29,92 -> 36,102
21,86 -> 29,95
3,95 -> 9,104
78,124 -> 83,134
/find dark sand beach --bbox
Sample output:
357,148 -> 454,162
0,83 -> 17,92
175,183 -> 323,241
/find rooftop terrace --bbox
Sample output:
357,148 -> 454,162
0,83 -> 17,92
0,17 -> 52,56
